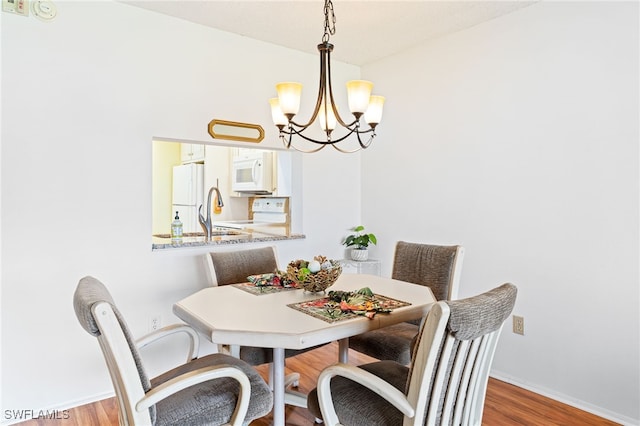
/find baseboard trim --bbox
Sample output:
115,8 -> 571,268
490,371 -> 638,426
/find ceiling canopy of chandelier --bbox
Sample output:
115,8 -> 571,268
269,0 -> 385,153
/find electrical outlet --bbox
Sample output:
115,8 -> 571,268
150,315 -> 162,332
512,315 -> 525,335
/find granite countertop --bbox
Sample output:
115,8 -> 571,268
152,230 -> 305,250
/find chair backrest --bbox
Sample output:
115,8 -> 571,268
405,283 -> 517,426
391,241 -> 464,301
205,246 -> 279,286
73,276 -> 155,425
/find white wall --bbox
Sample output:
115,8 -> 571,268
361,1 -> 638,424
0,1 -> 362,420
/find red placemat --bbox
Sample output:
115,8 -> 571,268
288,294 -> 411,323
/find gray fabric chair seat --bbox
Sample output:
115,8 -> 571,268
152,353 -> 273,426
307,361 -> 409,426
347,322 -> 418,366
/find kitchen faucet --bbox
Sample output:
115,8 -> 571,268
199,184 -> 224,240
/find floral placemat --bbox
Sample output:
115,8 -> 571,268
231,272 -> 299,296
232,282 -> 300,296
287,288 -> 411,323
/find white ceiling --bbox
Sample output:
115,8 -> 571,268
121,1 -> 539,66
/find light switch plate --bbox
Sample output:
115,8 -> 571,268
2,0 -> 29,16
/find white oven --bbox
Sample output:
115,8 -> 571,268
231,151 -> 274,194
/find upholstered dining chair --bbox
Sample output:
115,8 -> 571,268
205,246 -> 326,407
205,245 -> 279,288
73,276 -> 273,426
347,241 -> 464,364
308,283 -> 518,426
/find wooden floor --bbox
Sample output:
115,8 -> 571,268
18,342 -> 619,425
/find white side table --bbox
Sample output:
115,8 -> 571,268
339,258 -> 382,276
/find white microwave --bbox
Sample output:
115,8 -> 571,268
231,151 -> 274,194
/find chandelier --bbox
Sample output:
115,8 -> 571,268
269,0 -> 385,153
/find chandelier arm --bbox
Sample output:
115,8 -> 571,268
289,142 -> 327,154
325,47 -> 354,128
279,129 -> 293,149
292,43 -> 330,129
329,131 -> 374,153
287,117 -> 364,132
355,128 -> 376,149
283,118 -> 375,145
327,125 -> 375,145
324,126 -> 359,144
287,120 -> 314,132
282,125 -> 343,145
279,131 -> 327,153
354,127 -> 376,135
330,143 -> 363,154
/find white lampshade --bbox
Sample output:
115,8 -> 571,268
346,80 -> 373,115
318,101 -> 337,132
276,82 -> 302,116
269,98 -> 288,126
364,95 -> 385,125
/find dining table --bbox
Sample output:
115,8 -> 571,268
173,273 -> 436,426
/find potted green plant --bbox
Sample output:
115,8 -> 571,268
342,225 -> 377,261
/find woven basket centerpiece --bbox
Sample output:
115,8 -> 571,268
287,255 -> 342,293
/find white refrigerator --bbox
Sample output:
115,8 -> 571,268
172,163 -> 204,234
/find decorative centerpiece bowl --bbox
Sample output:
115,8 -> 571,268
287,255 -> 342,293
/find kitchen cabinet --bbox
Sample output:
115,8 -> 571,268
232,147 -> 261,160
181,143 -> 205,163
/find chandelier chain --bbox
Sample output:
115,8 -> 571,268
322,0 -> 336,43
